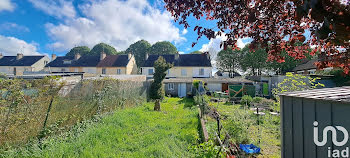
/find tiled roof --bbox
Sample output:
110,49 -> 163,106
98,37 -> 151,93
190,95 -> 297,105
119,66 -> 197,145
97,55 -> 129,67
142,54 -> 212,67
46,55 -> 130,67
0,56 -> 45,66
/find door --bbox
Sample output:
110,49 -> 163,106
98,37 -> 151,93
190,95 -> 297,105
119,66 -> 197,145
178,83 -> 187,98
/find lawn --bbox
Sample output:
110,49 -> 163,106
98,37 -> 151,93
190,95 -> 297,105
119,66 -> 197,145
2,98 -> 199,158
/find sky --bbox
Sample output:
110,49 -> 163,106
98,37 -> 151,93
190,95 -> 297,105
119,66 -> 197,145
0,0 -> 251,59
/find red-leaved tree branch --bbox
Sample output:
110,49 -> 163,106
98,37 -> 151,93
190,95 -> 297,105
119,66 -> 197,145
164,0 -> 350,73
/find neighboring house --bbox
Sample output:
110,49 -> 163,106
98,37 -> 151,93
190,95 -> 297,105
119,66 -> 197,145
214,70 -> 241,78
293,58 -> 318,74
45,52 -> 137,75
163,77 -> 253,97
0,53 -> 50,75
141,53 -> 212,79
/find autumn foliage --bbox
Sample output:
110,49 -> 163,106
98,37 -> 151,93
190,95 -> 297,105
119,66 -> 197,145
164,0 -> 350,72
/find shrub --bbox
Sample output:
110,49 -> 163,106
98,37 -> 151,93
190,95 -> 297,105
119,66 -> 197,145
252,97 -> 263,103
241,95 -> 253,106
149,56 -> 172,100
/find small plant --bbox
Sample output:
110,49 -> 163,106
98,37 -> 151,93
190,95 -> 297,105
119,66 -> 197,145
241,95 -> 253,106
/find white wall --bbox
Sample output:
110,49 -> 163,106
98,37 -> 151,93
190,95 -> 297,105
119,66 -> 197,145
141,67 -> 154,78
207,83 -> 222,92
192,67 -> 212,78
0,67 -> 10,74
83,67 -> 97,74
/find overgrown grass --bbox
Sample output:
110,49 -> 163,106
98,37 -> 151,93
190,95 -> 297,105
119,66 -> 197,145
1,98 -> 199,157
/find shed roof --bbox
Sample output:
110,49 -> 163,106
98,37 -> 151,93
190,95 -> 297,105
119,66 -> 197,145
280,86 -> 350,103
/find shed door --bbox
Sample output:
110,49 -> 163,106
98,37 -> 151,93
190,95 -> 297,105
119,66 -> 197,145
178,83 -> 186,98
222,83 -> 228,92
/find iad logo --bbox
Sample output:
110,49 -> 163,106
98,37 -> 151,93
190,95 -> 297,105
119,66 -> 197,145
314,121 -> 349,157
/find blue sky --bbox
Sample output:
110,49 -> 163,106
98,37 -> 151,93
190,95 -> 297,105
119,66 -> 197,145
0,0 -> 225,56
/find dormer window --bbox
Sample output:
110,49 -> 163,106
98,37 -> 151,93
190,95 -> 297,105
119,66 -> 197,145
63,60 -> 72,64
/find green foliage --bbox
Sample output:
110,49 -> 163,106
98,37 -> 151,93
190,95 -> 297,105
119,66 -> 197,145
324,68 -> 350,86
190,50 -> 203,54
189,140 -> 221,158
2,98 -> 198,157
149,56 -> 173,100
90,43 -> 118,55
192,79 -> 203,90
273,72 -> 325,100
126,40 -> 152,67
65,46 -> 91,57
239,46 -> 268,76
241,95 -> 253,106
217,47 -> 241,78
148,41 -> 178,55
252,97 -> 264,103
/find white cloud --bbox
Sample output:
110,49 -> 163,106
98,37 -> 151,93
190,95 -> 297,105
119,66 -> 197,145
0,35 -> 41,55
45,0 -> 185,52
179,51 -> 185,54
28,0 -> 76,19
0,0 -> 14,12
182,29 -> 188,35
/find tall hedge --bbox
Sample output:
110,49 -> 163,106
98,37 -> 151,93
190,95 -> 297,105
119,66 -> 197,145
149,56 -> 172,100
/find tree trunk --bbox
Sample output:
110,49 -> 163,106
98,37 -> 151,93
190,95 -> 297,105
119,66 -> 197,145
154,99 -> 161,111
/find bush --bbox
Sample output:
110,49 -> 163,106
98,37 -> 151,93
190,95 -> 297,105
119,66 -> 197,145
241,95 -> 253,106
252,97 -> 263,103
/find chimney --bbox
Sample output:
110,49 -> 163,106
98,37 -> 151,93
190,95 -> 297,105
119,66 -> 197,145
145,53 -> 149,60
0,53 -> 3,59
17,53 -> 23,60
175,52 -> 179,60
128,53 -> 132,60
206,53 -> 210,60
74,53 -> 81,60
52,54 -> 57,61
100,51 -> 106,61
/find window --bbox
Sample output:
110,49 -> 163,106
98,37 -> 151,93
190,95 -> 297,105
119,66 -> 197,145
74,68 -> 79,72
117,69 -> 121,74
24,68 -> 29,72
102,68 -> 106,74
44,61 -> 48,65
61,68 -> 66,72
199,68 -> 204,75
63,60 -> 71,64
181,69 -> 187,76
167,69 -> 170,75
308,69 -> 316,74
168,83 -> 174,90
297,71 -> 304,74
148,68 -> 154,75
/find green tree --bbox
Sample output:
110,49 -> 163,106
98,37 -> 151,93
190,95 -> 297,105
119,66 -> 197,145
90,43 -> 118,55
66,46 -> 91,57
126,40 -> 151,67
190,50 -> 203,54
217,47 -> 241,78
148,41 -> 177,55
149,56 -> 173,101
239,46 -> 268,76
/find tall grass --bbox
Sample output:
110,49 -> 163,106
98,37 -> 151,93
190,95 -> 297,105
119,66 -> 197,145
0,77 -> 146,147
1,98 -> 199,157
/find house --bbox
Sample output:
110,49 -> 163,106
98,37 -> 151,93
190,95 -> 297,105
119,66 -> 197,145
45,52 -> 137,75
141,53 -> 212,79
214,70 -> 241,78
0,53 -> 50,75
293,58 -> 319,74
163,77 -> 253,97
